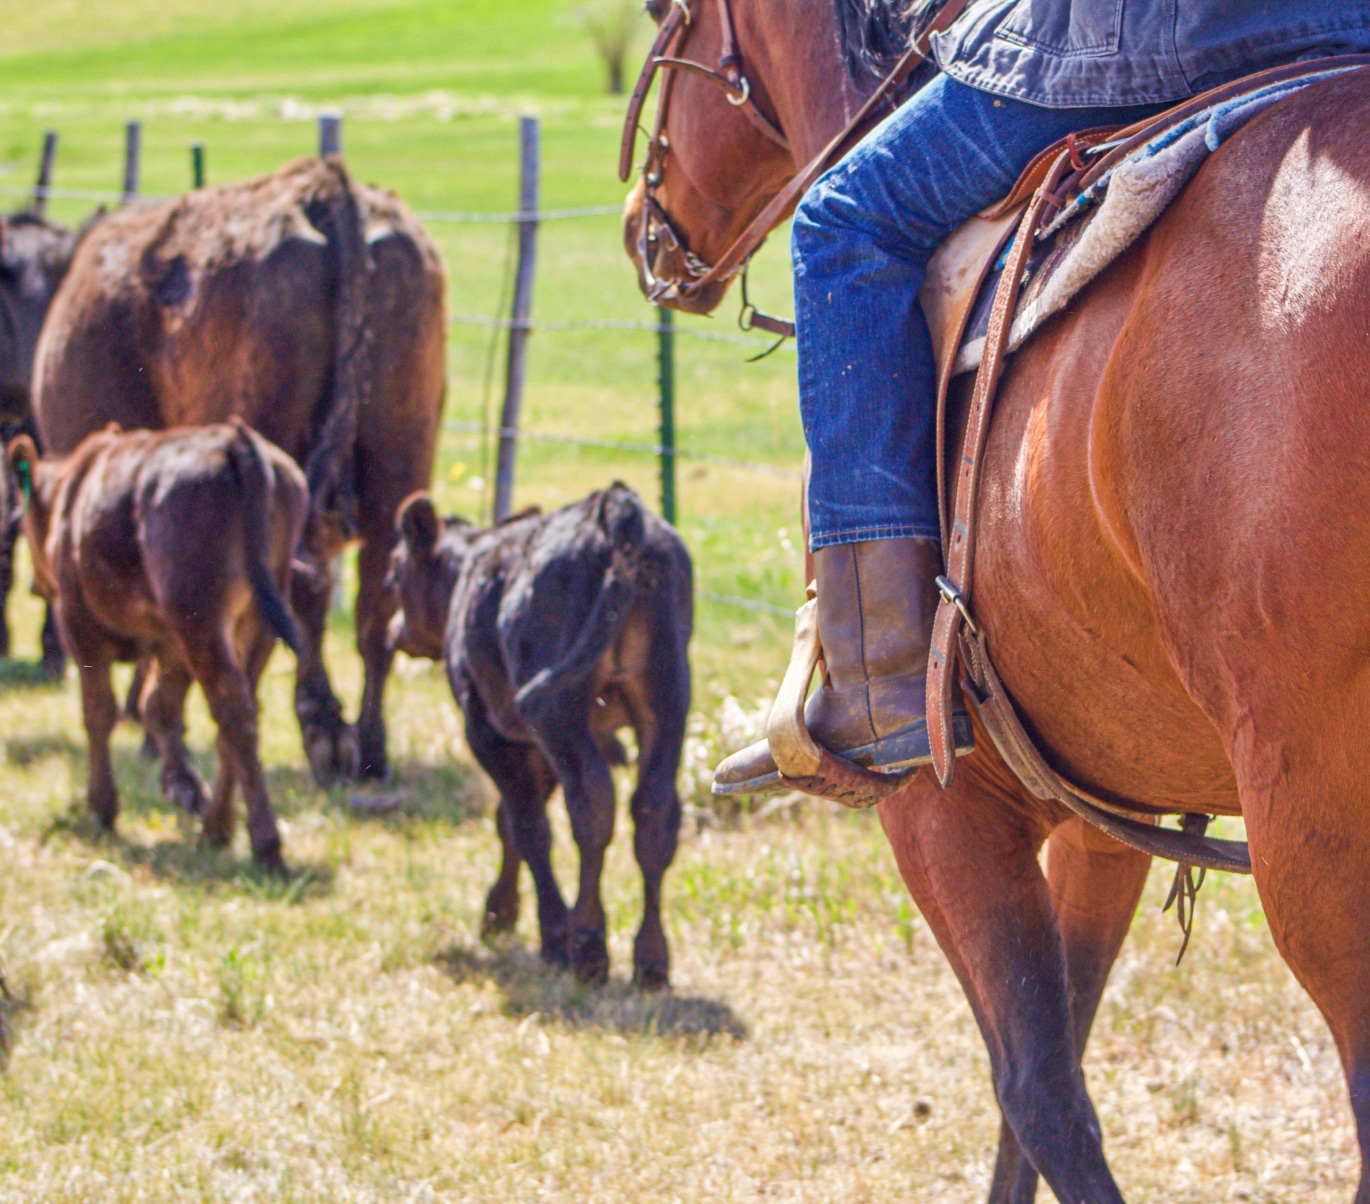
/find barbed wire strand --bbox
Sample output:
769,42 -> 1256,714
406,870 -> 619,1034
0,181 -> 623,223
441,419 -> 802,480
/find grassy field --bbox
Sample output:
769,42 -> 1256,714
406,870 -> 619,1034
0,1 -> 1359,1200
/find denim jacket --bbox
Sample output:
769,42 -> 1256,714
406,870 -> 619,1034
931,1 -> 1370,108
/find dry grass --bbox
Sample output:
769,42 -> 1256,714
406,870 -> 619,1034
0,580 -> 1354,1202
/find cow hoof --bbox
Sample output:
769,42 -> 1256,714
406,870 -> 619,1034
252,843 -> 288,877
539,930 -> 570,969
162,769 -> 207,816
304,722 -> 360,787
633,960 -> 670,992
481,894 -> 519,938
571,929 -> 609,986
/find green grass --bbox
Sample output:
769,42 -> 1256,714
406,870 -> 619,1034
0,0 -> 803,702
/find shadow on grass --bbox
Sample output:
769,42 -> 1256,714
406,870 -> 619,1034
20,726 -> 487,832
435,941 -> 749,1045
5,731 -> 83,767
0,657 -> 64,691
39,799 -> 335,900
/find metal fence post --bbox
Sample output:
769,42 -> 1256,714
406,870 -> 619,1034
32,131 -> 58,214
121,121 -> 141,203
657,305 -> 676,525
319,111 -> 343,158
191,143 -> 205,189
493,115 -> 540,521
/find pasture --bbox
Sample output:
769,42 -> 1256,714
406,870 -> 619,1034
0,1 -> 1358,1199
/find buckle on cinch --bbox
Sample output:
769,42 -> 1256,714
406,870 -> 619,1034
936,575 -> 978,635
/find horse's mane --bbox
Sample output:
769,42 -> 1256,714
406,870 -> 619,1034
833,0 -> 942,90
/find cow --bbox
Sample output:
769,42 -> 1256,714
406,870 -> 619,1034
387,483 -> 693,988
7,421 -> 307,873
30,156 -> 446,785
0,209 -> 84,663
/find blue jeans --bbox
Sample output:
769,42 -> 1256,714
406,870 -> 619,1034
794,73 -> 1165,550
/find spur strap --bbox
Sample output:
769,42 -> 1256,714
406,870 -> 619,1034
922,148 -> 1250,874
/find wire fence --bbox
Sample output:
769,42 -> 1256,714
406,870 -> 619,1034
5,118 -> 804,621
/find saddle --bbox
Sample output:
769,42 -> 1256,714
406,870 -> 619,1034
774,54 -> 1370,885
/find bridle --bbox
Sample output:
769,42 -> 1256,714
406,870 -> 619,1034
619,0 -> 974,331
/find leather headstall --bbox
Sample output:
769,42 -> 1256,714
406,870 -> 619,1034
620,0 -> 975,320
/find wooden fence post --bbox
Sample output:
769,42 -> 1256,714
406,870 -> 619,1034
190,143 -> 205,189
657,305 -> 677,525
121,121 -> 141,203
493,116 -> 540,521
319,111 -> 343,158
32,131 -> 58,214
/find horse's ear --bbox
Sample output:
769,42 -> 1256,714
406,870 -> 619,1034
397,492 -> 440,556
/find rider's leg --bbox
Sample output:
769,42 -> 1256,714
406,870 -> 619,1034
716,74 -> 1164,791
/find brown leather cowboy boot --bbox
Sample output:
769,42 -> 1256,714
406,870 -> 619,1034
713,537 -> 973,795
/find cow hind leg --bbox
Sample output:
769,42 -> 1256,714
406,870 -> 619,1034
182,629 -> 284,873
142,656 -> 208,816
39,602 -> 65,679
484,801 -> 522,937
464,696 -> 567,962
76,652 -> 119,829
524,707 -> 616,985
628,694 -> 686,991
354,534 -> 395,780
290,558 -> 358,787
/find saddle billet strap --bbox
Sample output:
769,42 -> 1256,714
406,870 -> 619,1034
927,152 -> 1072,788
680,0 -> 975,297
960,627 -> 1251,874
1077,54 -> 1370,194
934,209 -> 1023,551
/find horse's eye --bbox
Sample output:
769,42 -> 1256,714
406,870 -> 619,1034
643,0 -> 668,24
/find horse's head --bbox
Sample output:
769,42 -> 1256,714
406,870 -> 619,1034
621,0 -> 902,314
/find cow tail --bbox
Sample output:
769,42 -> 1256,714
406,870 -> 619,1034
513,485 -> 646,709
227,422 -> 302,655
302,157 -> 371,533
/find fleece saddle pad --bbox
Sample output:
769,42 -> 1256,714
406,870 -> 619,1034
920,64 -> 1363,381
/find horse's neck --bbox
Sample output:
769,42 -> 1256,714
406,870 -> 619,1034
743,0 -> 870,164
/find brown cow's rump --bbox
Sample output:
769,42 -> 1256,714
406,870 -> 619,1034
9,420 -> 308,872
32,156 -> 447,785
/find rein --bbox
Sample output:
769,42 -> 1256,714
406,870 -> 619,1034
620,0 -> 974,320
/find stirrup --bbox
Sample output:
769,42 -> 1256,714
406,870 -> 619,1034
767,598 -> 920,809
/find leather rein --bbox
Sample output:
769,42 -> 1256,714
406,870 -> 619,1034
619,0 -> 974,329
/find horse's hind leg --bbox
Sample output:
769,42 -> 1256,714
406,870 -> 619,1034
1237,745 -> 1370,1202
879,765 -> 1126,1204
988,816 -> 1152,1203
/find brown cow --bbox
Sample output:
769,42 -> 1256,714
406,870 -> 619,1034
388,484 -> 693,987
31,156 -> 446,784
8,421 -> 307,872
0,209 -> 86,664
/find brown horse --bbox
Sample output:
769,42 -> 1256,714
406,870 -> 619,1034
624,3 -> 1370,1200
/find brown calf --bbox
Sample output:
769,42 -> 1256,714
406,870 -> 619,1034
8,421 -> 307,871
